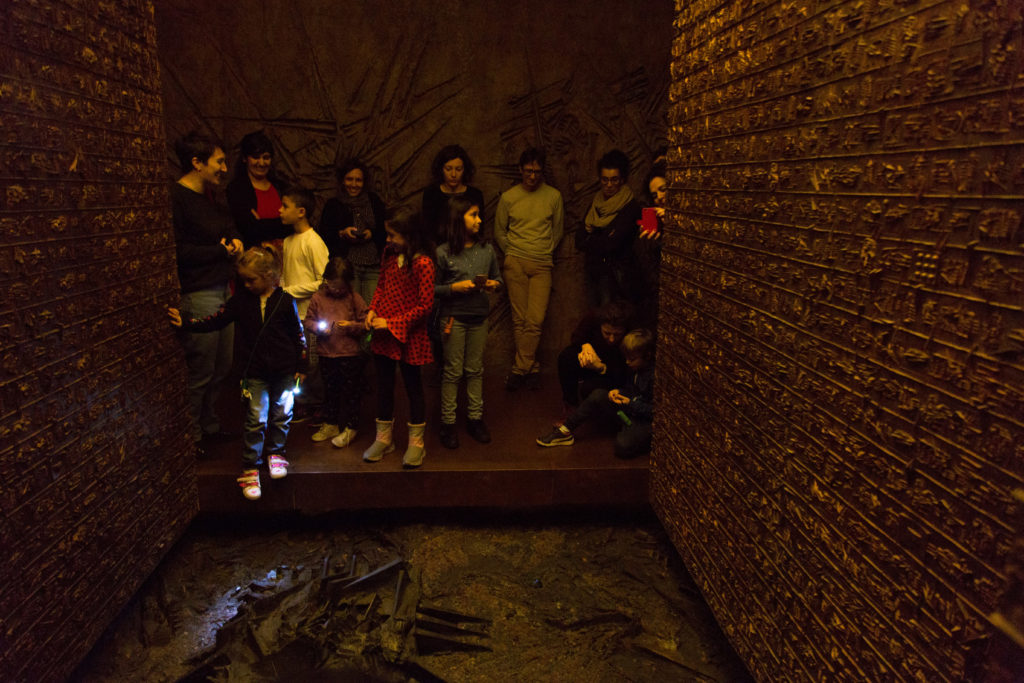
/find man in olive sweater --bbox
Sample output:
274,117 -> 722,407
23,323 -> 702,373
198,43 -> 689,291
494,147 -> 564,391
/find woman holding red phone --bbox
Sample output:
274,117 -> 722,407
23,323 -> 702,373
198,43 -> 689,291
634,160 -> 667,328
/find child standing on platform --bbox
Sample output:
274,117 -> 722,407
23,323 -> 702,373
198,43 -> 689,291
434,197 -> 502,448
304,256 -> 368,447
169,246 -> 307,500
363,207 -> 436,468
280,187 -> 329,418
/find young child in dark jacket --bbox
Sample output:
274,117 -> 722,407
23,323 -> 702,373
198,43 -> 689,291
169,246 -> 308,501
537,328 -> 654,459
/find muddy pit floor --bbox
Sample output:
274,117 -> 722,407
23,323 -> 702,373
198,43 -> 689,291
71,508 -> 752,682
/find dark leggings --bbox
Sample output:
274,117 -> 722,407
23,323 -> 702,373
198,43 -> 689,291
320,355 -> 367,429
374,354 -> 425,424
565,387 -> 653,459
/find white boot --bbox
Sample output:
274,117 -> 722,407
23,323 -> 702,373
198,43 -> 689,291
362,419 -> 395,462
331,426 -> 358,448
402,422 -> 426,468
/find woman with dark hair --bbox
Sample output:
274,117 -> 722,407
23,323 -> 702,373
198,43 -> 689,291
225,130 -> 291,248
635,160 -> 667,328
319,159 -> 387,305
421,144 -> 485,244
575,149 -> 642,308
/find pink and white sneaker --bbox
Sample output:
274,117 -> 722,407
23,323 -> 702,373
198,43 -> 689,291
237,469 -> 261,500
268,454 -> 289,479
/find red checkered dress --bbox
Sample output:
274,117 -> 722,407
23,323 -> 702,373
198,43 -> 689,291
368,250 -> 435,365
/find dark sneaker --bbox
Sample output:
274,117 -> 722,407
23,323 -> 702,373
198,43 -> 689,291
466,418 -> 491,443
537,425 -> 574,447
525,372 -> 541,390
505,373 -> 525,391
439,423 -> 459,449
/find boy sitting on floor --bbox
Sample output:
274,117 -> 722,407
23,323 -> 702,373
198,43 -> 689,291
537,328 -> 654,459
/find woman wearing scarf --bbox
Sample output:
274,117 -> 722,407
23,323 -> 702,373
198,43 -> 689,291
575,149 -> 642,308
319,159 -> 387,304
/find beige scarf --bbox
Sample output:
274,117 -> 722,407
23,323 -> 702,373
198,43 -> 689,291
585,186 -> 634,229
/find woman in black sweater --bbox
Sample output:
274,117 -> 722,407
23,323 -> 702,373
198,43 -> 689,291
319,159 -> 387,305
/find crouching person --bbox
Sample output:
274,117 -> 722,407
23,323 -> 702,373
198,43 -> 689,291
537,328 -> 654,459
169,246 -> 308,500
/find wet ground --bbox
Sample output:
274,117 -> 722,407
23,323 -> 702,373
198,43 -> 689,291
71,508 -> 752,682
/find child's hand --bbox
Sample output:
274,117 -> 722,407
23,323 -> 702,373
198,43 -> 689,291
484,279 -> 501,292
370,317 -> 388,330
294,373 -> 306,386
451,280 -> 476,293
167,307 -> 183,328
365,310 -> 377,327
608,389 -> 630,405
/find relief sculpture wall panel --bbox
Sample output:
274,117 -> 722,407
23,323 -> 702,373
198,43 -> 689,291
652,0 -> 1024,679
0,2 -> 195,680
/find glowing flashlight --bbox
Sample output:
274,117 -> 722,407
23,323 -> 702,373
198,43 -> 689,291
292,377 -> 302,396
317,320 -> 328,332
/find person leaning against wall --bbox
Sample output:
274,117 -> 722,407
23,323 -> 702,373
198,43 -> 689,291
170,130 -> 244,456
493,147 -> 565,392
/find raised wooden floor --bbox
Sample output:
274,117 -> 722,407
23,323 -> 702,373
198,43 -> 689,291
197,369 -> 649,513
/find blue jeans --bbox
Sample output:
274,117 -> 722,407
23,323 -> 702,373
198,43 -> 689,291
354,264 -> 379,307
242,375 -> 294,467
181,285 -> 233,442
441,319 -> 487,423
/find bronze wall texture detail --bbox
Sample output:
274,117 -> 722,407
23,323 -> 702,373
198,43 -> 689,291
652,0 -> 1024,679
0,2 -> 196,680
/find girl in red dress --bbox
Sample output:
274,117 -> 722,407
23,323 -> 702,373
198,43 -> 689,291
363,206 -> 436,467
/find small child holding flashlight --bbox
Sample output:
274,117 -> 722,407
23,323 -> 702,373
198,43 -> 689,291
303,256 -> 368,446
168,245 -> 307,501
536,328 -> 654,459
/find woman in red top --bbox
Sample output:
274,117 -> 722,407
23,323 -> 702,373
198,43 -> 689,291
363,206 -> 436,468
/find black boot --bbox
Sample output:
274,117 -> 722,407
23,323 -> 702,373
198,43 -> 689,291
439,422 -> 459,449
466,418 -> 491,444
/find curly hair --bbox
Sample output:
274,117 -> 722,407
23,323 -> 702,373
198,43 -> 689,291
431,144 -> 476,185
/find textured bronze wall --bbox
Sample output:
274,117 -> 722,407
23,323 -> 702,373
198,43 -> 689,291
0,2 -> 196,681
651,0 -> 1024,679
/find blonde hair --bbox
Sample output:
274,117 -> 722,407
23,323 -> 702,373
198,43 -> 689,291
238,245 -> 282,285
621,328 -> 654,359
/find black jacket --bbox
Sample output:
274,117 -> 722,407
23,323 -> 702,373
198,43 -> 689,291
318,191 -> 387,259
225,174 -> 291,248
183,287 -> 308,380
574,198 -> 641,273
171,183 -> 241,293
